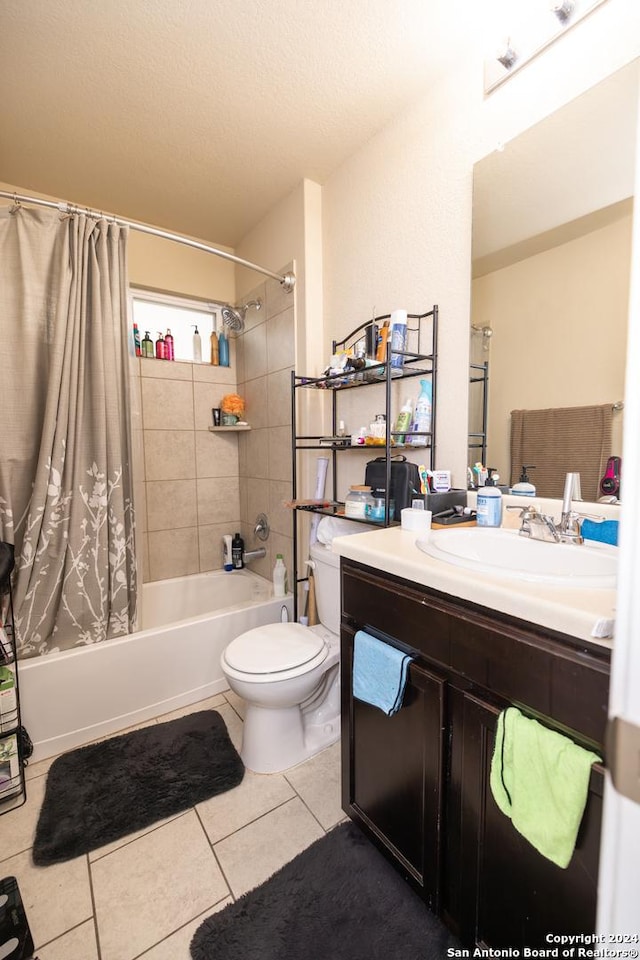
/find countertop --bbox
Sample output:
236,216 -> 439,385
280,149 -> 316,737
332,525 -> 615,650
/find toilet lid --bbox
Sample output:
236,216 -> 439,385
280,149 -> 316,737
225,622 -> 327,675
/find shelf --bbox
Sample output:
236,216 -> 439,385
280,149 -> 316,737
208,424 -> 251,432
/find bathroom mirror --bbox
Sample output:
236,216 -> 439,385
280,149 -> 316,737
469,59 -> 639,499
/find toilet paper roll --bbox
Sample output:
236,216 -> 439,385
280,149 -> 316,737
401,508 -> 432,533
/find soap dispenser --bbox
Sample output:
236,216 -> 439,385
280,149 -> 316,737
511,465 -> 536,496
477,468 -> 502,527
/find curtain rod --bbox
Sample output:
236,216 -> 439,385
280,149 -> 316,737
0,190 -> 296,292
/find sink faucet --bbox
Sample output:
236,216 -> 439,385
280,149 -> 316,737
507,473 -> 604,545
557,472 -> 584,544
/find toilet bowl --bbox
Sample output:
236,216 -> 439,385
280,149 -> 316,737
221,539 -> 343,774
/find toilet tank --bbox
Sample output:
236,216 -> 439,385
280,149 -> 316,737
309,541 -> 341,636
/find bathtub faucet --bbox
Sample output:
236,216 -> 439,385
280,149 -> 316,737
243,547 -> 266,564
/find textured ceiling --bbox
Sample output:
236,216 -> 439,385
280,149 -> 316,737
0,0 -> 464,246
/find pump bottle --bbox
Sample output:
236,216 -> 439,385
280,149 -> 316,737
476,468 -> 503,527
155,332 -> 166,360
164,328 -> 175,361
141,330 -> 154,358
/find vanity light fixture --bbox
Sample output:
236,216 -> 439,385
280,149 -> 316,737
485,0 -> 609,94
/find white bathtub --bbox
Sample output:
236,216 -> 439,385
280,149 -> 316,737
19,569 -> 292,761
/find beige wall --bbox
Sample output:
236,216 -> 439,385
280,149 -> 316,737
473,211 -> 631,483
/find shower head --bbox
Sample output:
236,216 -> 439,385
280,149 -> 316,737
221,298 -> 262,333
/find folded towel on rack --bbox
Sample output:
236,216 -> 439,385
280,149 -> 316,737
581,519 -> 619,546
353,630 -> 414,716
490,707 -> 600,869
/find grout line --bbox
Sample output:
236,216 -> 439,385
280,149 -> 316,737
87,853 -> 103,960
193,804 -> 236,902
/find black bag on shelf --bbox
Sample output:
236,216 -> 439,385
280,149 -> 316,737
364,456 -> 422,513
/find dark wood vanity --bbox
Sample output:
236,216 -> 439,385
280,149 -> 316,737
340,556 -> 610,949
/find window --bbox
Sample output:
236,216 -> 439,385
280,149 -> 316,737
131,289 -> 223,363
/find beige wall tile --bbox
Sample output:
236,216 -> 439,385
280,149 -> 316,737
242,322 -> 267,381
246,477 -> 270,527
265,270 -> 295,321
193,380 -> 229,431
197,477 -> 241,526
148,527 -> 199,580
268,425 -> 293,482
140,358 -> 193,381
244,375 -> 268,430
267,366 -> 293,426
238,432 -> 248,478
238,476 -> 248,523
146,479 -> 197,531
266,306 -> 295,373
192,353 -> 238,387
239,521 -> 271,580
141,378 -> 194,430
199,522 -> 241,571
195,431 -> 239,478
240,283 -> 267,333
144,430 -> 195,481
242,427 -> 270,480
269,479 -> 293,537
140,531 -> 150,582
269,530 -> 293,588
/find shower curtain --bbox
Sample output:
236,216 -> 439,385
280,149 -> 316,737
0,205 -> 136,658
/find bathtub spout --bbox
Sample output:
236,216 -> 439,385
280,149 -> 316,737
243,547 -> 266,564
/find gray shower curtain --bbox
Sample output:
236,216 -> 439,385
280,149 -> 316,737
0,205 -> 136,658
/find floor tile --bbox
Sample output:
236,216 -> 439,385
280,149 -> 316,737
0,774 -> 46,862
284,741 -> 343,830
214,701 -> 243,753
91,810 -> 228,960
36,919 -> 99,960
214,796 -> 324,897
2,849 -> 92,950
196,769 -> 295,844
136,899 -> 231,960
24,754 -> 56,783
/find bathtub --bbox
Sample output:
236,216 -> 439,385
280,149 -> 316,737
19,569 -> 292,761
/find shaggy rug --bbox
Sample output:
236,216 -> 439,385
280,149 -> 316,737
190,821 -> 459,960
33,710 -> 244,865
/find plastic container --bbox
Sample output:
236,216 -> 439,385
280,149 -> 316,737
210,315 -> 219,366
222,534 -> 233,571
476,469 -> 503,527
365,497 -> 395,523
345,485 -> 375,519
164,328 -> 175,361
409,379 -> 432,447
273,554 -> 287,598
155,332 -> 166,360
192,325 -> 202,363
393,398 -> 413,444
389,309 -> 408,372
375,320 -> 390,362
133,323 -> 141,357
219,328 -> 229,367
141,330 -> 154,358
231,531 -> 244,569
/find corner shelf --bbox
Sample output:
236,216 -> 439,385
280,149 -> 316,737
208,424 -> 251,432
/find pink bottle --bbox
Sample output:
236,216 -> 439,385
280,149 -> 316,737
164,328 -> 175,361
155,332 -> 166,360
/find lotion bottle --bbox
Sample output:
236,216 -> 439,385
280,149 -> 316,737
222,535 -> 233,571
476,468 -> 502,527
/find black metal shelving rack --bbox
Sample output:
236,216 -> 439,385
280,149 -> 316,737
0,543 -> 27,814
290,306 -> 438,620
468,359 -> 489,466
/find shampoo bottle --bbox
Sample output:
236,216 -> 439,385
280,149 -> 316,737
273,554 -> 287,598
219,326 -> 229,367
389,309 -> 408,372
394,398 -> 413,444
164,328 -> 175,361
222,534 -> 233,571
155,332 -> 166,360
232,531 -> 244,569
141,330 -> 154,358
410,379 -> 432,447
477,468 -> 502,527
210,313 -> 219,366
192,325 -> 202,363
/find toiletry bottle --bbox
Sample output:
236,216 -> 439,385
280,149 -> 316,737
389,309 -> 408,372
219,326 -> 229,367
476,468 -> 502,527
231,531 -> 244,569
273,554 -> 287,598
141,330 -> 154,358
155,332 -> 166,360
192,325 -> 202,363
210,312 -> 219,366
133,323 -> 141,357
410,379 -> 432,447
511,465 -> 536,496
394,398 -> 413,444
164,328 -> 174,361
375,320 -> 390,363
222,534 -> 233,571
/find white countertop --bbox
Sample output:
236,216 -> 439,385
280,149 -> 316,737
332,525 -> 615,650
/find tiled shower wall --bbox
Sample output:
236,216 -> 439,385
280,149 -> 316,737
132,273 -> 295,584
236,274 -> 295,584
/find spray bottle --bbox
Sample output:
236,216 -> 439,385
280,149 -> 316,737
410,379 -> 432,447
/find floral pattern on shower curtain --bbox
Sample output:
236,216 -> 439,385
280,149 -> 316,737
0,205 -> 137,658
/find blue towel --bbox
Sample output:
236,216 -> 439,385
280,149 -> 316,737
581,519 -> 619,546
353,630 -> 414,716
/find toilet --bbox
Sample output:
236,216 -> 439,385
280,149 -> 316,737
221,539 -> 342,774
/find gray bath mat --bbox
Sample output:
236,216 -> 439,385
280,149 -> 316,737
33,710 -> 244,865
190,821 -> 459,960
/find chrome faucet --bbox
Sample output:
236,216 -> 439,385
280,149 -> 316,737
243,546 -> 266,564
508,472 -> 604,545
506,504 -> 561,542
557,472 -> 584,544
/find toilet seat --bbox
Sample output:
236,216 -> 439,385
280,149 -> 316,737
222,622 -> 328,682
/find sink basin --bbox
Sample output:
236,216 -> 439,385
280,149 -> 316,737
416,527 -> 617,588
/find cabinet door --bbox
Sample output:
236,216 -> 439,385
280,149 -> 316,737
457,690 -> 603,949
341,627 -> 445,909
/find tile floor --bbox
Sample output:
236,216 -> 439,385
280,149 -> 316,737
0,691 -> 345,960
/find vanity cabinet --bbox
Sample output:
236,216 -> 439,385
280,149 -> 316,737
340,558 -> 610,949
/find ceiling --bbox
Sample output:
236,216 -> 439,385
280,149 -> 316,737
0,0 -> 467,247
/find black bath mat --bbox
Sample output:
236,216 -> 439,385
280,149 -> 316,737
33,710 -> 244,865
190,821 -> 459,960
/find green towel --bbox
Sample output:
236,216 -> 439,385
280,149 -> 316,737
490,707 -> 600,869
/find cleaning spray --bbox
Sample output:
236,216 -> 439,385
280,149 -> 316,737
409,379 -> 432,447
